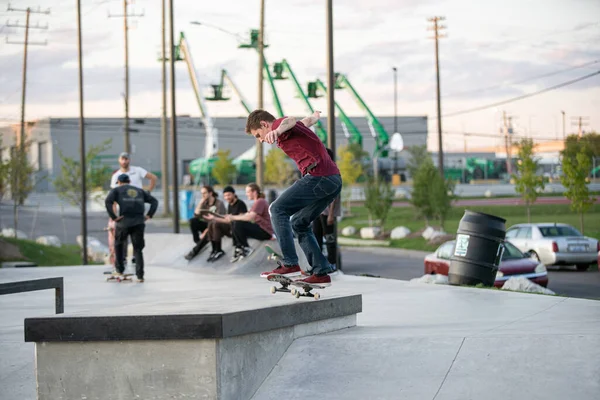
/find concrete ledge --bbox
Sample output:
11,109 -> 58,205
25,295 -> 362,342
27,296 -> 361,400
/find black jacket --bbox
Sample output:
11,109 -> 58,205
105,185 -> 159,227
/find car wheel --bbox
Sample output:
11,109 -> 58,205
576,264 -> 589,272
530,251 -> 540,262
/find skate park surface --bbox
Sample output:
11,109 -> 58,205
1,233 -> 599,400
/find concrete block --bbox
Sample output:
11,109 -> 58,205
341,226 -> 356,236
360,227 -> 381,239
1,228 -> 27,239
35,235 -> 61,247
390,226 -> 411,239
76,235 -> 108,263
422,226 -> 435,240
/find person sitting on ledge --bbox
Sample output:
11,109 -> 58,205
202,185 -> 248,262
203,183 -> 273,262
184,185 -> 226,261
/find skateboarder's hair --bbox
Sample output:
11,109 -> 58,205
247,182 -> 265,199
246,109 -> 275,133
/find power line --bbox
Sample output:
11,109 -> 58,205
440,69 -> 600,118
445,59 -> 600,98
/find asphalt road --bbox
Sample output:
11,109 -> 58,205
341,247 -> 600,301
2,206 -> 598,301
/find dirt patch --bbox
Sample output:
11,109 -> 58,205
0,238 -> 25,261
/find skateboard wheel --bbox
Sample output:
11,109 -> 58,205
270,286 -> 276,294
290,288 -> 298,296
314,292 -> 321,300
294,291 -> 300,299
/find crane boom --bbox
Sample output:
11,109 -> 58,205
178,32 -> 219,158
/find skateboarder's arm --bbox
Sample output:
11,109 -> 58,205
229,211 -> 255,223
144,191 -> 159,218
300,110 -> 321,128
105,190 -> 119,220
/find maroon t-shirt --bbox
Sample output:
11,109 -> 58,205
272,117 -> 340,177
251,198 -> 273,236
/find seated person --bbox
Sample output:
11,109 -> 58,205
203,185 -> 248,262
184,185 -> 226,261
204,183 -> 273,262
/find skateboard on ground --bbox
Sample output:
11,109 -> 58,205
264,244 -> 282,261
266,274 -> 325,300
106,273 -> 134,283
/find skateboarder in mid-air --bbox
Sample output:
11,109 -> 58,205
245,109 -> 342,286
105,174 -> 158,282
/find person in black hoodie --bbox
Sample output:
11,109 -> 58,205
202,186 -> 247,262
105,174 -> 158,282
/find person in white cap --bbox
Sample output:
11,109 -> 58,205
107,152 -> 158,268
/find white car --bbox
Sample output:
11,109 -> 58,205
505,223 -> 599,271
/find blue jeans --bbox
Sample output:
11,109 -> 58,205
269,174 -> 342,275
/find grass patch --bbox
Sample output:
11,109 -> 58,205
0,237 -> 88,266
339,203 -> 600,252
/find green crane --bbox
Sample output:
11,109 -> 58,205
307,79 -> 363,148
206,69 -> 252,114
272,59 -> 327,143
334,73 -> 389,157
239,29 -> 284,117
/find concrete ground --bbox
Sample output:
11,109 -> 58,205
1,233 -> 599,400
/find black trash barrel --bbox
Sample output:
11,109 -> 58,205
448,210 -> 506,287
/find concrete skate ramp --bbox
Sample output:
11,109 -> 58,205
143,233 -> 312,275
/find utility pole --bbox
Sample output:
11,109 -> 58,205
392,66 -> 398,134
161,0 -> 170,216
503,111 -> 513,176
6,4 -> 49,148
326,0 -> 340,271
256,0 -> 265,187
571,116 -> 590,138
169,0 -> 179,233
561,110 -> 566,140
108,1 -> 144,153
427,16 -> 446,177
76,0 -> 87,265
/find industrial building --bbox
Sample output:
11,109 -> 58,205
0,115 -> 428,192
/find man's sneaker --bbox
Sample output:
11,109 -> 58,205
230,247 -> 243,263
137,278 -> 144,283
240,246 -> 254,259
301,274 -> 331,286
211,250 -> 225,262
260,262 -> 302,278
184,249 -> 197,261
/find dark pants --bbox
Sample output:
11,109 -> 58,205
231,221 -> 271,248
207,221 -> 231,242
312,214 -> 337,265
115,223 -> 145,279
189,218 -> 208,243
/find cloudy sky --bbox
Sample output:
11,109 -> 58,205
0,0 -> 599,151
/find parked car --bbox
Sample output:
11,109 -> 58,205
505,223 -> 599,271
424,240 -> 549,288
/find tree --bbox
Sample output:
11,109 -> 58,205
561,138 -> 595,234
410,157 -> 454,229
211,150 -> 237,185
2,142 -> 36,236
337,145 -> 364,216
54,140 -> 112,208
265,148 -> 295,186
410,159 -> 437,225
407,145 -> 430,179
363,176 -> 394,235
346,143 -> 369,165
512,138 -> 545,222
430,172 -> 455,229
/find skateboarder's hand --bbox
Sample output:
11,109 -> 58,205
145,215 -> 152,221
313,110 -> 321,119
265,130 -> 279,144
